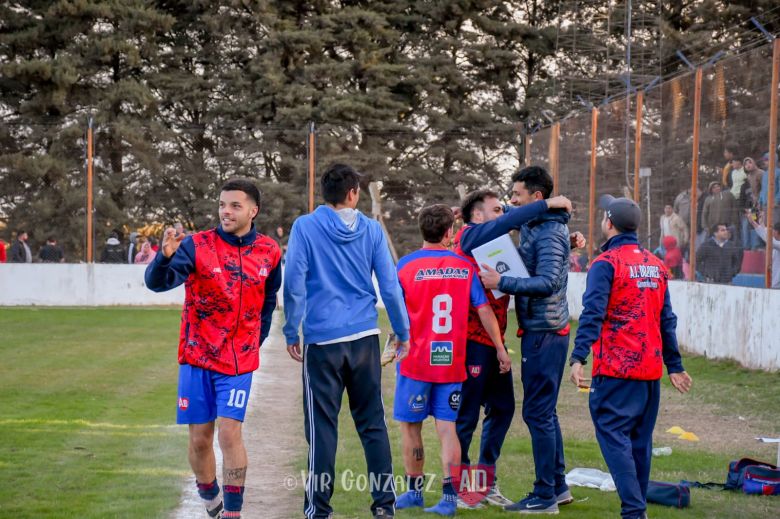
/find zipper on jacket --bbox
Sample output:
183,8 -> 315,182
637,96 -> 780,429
231,241 -> 243,376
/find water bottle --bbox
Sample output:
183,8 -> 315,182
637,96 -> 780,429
652,447 -> 672,456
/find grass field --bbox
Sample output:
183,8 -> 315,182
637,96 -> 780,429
2,307 -> 779,519
324,313 -> 780,519
0,307 -> 188,519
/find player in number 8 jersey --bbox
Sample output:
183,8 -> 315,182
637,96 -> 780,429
393,204 -> 511,516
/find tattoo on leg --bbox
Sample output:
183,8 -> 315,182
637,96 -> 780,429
224,466 -> 247,484
413,447 -> 424,461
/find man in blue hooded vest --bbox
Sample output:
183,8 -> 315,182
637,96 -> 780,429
479,165 -> 573,514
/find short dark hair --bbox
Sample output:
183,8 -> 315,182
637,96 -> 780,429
47,236 -> 55,242
321,163 -> 361,205
511,166 -> 553,199
419,204 -> 454,243
461,189 -> 500,224
711,223 -> 728,235
221,177 -> 260,206
773,222 -> 780,234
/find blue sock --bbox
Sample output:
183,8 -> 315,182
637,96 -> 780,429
407,474 -> 425,498
196,479 -> 219,501
443,477 -> 456,502
223,485 -> 244,512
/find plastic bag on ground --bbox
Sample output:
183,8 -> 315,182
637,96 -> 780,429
565,468 -> 616,492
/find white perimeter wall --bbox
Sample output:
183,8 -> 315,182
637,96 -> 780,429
1,265 -> 777,371
566,272 -> 780,372
0,264 -> 184,306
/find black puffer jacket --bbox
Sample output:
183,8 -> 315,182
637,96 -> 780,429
498,210 -> 571,332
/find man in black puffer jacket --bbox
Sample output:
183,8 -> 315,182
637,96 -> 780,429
480,166 -> 572,514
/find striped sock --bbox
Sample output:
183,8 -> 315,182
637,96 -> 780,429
196,479 -> 222,517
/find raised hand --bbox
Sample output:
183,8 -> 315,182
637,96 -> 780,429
162,227 -> 185,258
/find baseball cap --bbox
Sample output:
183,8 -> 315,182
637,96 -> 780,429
599,194 -> 641,232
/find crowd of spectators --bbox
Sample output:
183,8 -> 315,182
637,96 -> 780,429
656,143 -> 780,288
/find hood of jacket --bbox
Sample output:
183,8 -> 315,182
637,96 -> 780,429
527,208 -> 571,228
312,205 -> 369,243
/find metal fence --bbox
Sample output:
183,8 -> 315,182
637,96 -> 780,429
527,40 -> 779,289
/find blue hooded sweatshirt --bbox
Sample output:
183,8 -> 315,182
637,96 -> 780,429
282,205 -> 410,345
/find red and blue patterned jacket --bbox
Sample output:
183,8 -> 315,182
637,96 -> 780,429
145,226 -> 282,375
571,233 -> 684,380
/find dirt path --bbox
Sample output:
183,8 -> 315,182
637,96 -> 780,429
172,313 -> 304,518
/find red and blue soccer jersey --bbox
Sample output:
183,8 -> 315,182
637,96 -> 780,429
396,248 -> 489,383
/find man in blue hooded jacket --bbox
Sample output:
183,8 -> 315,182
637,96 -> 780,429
283,163 -> 411,519
480,166 -> 573,514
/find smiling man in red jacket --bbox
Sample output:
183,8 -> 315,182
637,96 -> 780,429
145,178 -> 282,519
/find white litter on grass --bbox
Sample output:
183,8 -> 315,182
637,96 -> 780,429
565,468 -> 616,492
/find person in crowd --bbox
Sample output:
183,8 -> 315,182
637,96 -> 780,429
133,240 -> 155,264
721,142 -> 739,187
570,194 -> 692,519
659,205 -> 688,251
701,182 -> 737,239
100,232 -> 126,263
749,217 -> 780,289
673,187 -> 703,233
0,239 -> 6,263
697,224 -> 743,284
662,236 -> 683,279
740,157 -> 763,251
149,236 -> 159,252
725,157 -> 746,197
758,152 -> 780,215
127,231 -> 139,263
9,230 -> 32,263
38,236 -> 65,263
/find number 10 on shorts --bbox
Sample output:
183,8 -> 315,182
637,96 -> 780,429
227,388 -> 247,408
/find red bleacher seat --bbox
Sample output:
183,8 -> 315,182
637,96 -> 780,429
741,249 -> 765,274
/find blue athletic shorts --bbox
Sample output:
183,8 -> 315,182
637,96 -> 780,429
176,364 -> 253,424
393,365 -> 462,423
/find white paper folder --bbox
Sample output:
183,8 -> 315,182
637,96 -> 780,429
471,234 -> 529,298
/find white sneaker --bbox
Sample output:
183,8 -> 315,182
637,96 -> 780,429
380,333 -> 397,366
456,495 -> 485,509
484,483 -> 514,507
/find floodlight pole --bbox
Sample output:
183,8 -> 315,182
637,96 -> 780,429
588,107 -> 598,263
765,39 -> 779,288
86,117 -> 94,263
689,69 -> 703,281
307,122 -> 316,213
633,90 -> 644,203
550,123 -> 560,196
